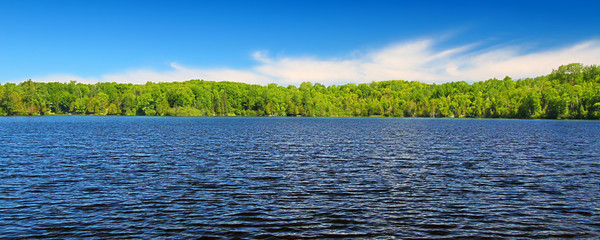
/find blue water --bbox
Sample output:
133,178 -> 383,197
1,116 -> 599,239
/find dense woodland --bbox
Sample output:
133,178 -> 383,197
1,63 -> 599,119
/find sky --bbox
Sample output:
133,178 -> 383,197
1,0 -> 599,85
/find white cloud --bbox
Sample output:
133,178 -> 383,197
252,39 -> 600,84
30,64 -> 272,85
96,65 -> 268,85
448,40 -> 600,82
27,38 -> 600,85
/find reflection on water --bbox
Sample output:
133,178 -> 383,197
0,116 -> 599,238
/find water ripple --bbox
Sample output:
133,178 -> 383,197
0,117 -> 599,239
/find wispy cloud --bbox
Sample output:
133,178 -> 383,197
97,63 -> 272,85
253,39 -> 600,84
29,38 -> 600,85
31,63 -> 272,85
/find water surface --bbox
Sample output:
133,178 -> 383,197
1,116 -> 599,238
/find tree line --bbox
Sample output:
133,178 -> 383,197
1,63 -> 599,119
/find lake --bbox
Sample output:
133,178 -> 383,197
0,116 -> 599,239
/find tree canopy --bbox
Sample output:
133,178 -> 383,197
1,63 -> 599,119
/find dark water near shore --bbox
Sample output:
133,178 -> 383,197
1,116 -> 599,239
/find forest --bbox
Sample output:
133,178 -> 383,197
1,63 -> 599,119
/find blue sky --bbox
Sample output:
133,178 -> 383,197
1,0 -> 599,85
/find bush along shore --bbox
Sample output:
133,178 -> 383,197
1,63 -> 599,119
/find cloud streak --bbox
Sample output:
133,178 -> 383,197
29,38 -> 600,85
31,63 -> 272,85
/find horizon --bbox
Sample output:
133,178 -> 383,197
1,0 -> 599,85
3,62 -> 592,87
